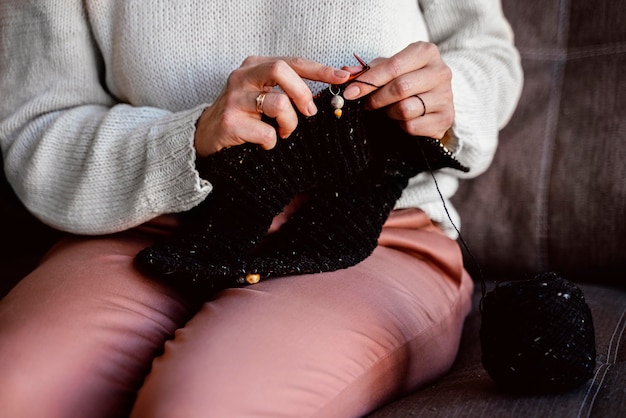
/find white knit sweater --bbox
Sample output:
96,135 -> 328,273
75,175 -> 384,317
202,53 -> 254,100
0,0 -> 522,237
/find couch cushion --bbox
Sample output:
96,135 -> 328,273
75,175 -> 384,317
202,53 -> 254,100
451,0 -> 626,286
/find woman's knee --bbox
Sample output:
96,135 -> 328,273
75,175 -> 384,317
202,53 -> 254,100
0,235 -> 197,418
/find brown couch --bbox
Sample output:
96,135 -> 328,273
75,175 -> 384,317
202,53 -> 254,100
370,0 -> 626,415
1,0 -> 624,416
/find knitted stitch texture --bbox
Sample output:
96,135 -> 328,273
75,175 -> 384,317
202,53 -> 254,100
136,86 -> 372,285
0,1 -> 523,237
480,272 -> 596,394
135,84 -> 468,292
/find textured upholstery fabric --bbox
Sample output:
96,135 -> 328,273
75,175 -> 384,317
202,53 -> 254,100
451,0 -> 626,286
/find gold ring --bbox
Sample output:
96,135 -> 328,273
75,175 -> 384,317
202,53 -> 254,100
255,92 -> 266,114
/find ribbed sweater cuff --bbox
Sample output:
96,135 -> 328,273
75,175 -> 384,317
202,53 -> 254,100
142,104 -> 212,216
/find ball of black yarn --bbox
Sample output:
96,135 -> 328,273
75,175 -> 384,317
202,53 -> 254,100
480,272 -> 596,394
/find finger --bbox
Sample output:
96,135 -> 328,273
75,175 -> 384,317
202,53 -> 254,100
386,94 -> 431,122
257,91 -> 299,139
245,56 -> 351,85
341,65 -> 366,76
284,57 -> 352,85
246,57 -> 351,116
200,109 -> 279,154
343,42 -> 436,101
230,116 -> 278,150
394,109 -> 454,140
371,68 -> 451,113
244,60 -> 318,117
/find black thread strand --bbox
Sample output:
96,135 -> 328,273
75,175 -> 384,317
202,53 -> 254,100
415,140 -> 490,308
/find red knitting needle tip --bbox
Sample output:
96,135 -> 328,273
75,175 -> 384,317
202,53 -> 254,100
347,53 -> 371,80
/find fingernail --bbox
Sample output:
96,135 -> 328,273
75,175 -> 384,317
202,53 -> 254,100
334,69 -> 351,78
307,101 -> 318,116
343,84 -> 360,100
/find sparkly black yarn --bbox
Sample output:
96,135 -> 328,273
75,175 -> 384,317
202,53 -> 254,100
135,83 -> 467,293
135,85 -> 370,284
480,272 -> 596,394
247,120 -> 467,279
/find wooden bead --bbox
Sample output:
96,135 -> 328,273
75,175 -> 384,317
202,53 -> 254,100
245,273 -> 261,284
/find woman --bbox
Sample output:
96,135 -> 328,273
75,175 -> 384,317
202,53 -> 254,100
0,1 -> 522,417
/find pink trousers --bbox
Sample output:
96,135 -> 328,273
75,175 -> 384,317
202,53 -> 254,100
0,209 -> 473,418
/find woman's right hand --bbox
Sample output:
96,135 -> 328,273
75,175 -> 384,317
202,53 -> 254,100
194,57 -> 351,157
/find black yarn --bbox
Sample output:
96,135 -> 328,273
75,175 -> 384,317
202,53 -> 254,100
135,85 -> 372,285
243,112 -> 468,280
479,272 -> 596,394
417,130 -> 596,395
247,156 -> 421,278
135,82 -> 467,289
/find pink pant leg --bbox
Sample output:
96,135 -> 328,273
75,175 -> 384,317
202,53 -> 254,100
131,209 -> 474,418
0,227 -> 197,418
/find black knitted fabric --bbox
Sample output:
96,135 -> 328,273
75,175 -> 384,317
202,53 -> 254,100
246,159 -> 408,279
135,82 -> 468,294
480,272 -> 596,394
135,85 -> 371,284
246,135 -> 467,280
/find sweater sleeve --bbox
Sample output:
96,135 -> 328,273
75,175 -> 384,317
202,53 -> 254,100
0,1 -> 212,235
420,0 -> 523,177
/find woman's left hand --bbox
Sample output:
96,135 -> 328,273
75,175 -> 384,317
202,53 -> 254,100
342,42 -> 454,140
